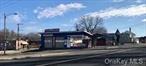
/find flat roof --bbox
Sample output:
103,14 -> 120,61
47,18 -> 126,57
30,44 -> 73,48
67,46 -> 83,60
40,31 -> 93,37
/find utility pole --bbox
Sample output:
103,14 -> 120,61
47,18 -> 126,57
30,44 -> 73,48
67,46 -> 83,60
17,23 -> 22,50
3,13 -> 6,55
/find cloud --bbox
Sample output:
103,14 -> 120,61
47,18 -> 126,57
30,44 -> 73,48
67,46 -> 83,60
87,4 -> 146,18
23,26 -> 43,33
12,15 -> 21,23
112,0 -> 125,2
34,7 -> 43,13
70,18 -> 79,23
10,13 -> 24,23
142,19 -> 146,22
61,24 -> 73,27
61,24 -> 69,27
135,0 -> 143,3
113,0 -> 145,3
28,21 -> 38,24
34,3 -> 86,19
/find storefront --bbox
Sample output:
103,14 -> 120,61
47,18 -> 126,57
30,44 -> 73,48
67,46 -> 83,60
40,31 -> 92,49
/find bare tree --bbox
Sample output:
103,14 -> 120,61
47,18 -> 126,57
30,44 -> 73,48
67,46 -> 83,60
24,33 -> 40,41
0,29 -> 17,41
75,15 -> 107,34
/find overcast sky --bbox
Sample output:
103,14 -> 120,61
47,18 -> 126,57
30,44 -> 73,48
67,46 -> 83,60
0,0 -> 146,37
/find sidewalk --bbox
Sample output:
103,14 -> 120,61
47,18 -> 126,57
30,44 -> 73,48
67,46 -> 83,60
0,44 -> 146,60
0,50 -> 20,55
0,48 -> 120,60
0,48 -> 38,55
89,43 -> 146,50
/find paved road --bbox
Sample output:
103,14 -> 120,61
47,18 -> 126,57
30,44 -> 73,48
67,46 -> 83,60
55,48 -> 146,66
0,48 -> 120,66
0,47 -> 146,66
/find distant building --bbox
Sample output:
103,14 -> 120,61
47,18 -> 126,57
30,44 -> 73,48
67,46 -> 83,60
92,34 -> 106,46
104,32 -> 136,45
93,31 -> 136,46
39,28 -> 138,49
139,36 -> 146,43
28,40 -> 40,48
16,40 -> 29,50
0,39 -> 29,50
40,29 -> 92,49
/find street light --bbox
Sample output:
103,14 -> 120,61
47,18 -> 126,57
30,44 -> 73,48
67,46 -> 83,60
3,13 -> 18,55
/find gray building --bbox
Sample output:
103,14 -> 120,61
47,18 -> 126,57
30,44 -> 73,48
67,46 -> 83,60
40,29 -> 92,49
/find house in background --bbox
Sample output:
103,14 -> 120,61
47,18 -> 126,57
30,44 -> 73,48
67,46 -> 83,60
0,39 -> 29,50
103,32 -> 136,45
93,33 -> 119,46
92,28 -> 137,46
92,34 -> 106,46
28,40 -> 40,48
40,28 -> 92,49
139,36 -> 146,43
15,39 -> 29,50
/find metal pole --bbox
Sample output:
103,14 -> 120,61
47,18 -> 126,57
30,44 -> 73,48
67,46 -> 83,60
17,23 -> 22,50
3,13 -> 17,54
17,24 -> 20,50
3,13 -> 6,55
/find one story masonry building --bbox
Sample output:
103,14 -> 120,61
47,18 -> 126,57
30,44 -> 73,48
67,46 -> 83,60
40,29 -> 93,49
39,29 -> 127,49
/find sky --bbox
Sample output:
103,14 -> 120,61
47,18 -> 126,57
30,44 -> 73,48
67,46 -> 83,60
0,0 -> 146,37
